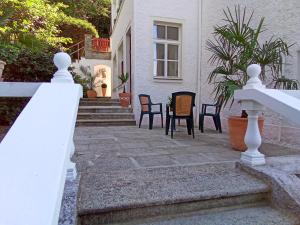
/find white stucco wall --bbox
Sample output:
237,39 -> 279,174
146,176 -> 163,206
112,0 -> 300,145
200,0 -> 300,146
111,0 -> 134,99
132,0 -> 201,121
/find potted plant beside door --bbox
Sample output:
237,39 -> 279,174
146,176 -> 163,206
80,66 -> 101,98
207,5 -> 296,151
101,83 -> 107,97
118,73 -> 130,107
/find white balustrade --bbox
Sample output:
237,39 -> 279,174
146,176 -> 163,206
0,52 -> 82,225
0,60 -> 6,81
235,64 -> 300,166
52,52 -> 74,83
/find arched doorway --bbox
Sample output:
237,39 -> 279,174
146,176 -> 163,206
94,65 -> 112,97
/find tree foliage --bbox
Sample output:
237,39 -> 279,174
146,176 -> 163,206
52,0 -> 111,37
0,0 -> 99,48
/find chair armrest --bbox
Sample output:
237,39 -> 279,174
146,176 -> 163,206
202,103 -> 215,107
151,103 -> 162,106
201,103 -> 216,114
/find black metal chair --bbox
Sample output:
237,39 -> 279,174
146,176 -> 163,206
166,92 -> 196,139
199,95 -> 224,133
138,94 -> 163,130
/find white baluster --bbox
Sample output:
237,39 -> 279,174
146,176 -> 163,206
51,52 -> 74,83
0,60 -> 6,82
52,52 -> 77,180
240,64 -> 266,166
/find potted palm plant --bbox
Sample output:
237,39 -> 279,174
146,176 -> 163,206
118,73 -> 130,107
80,66 -> 101,98
207,5 -> 297,151
101,83 -> 107,97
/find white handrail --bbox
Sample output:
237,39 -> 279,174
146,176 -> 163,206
0,52 -> 83,225
234,64 -> 300,166
0,82 -> 41,97
235,89 -> 300,126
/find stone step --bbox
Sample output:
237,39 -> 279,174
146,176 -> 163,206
112,205 -> 299,225
77,163 -> 272,225
80,98 -> 119,102
80,101 -> 120,106
77,113 -> 135,120
78,106 -> 133,114
76,119 -> 136,127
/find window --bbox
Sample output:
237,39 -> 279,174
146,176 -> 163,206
153,23 -> 181,78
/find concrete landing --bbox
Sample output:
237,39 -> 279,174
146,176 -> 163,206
74,126 -> 300,224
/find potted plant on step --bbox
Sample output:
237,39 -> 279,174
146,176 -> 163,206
118,73 -> 130,107
101,83 -> 107,97
80,66 -> 101,98
207,5 -> 297,151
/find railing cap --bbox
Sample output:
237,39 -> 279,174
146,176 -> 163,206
51,52 -> 74,83
244,64 -> 265,90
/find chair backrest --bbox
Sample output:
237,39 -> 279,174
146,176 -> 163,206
138,94 -> 151,112
172,92 -> 196,117
215,95 -> 224,114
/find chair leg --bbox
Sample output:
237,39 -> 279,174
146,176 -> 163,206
213,116 -> 218,131
217,115 -> 222,133
186,118 -> 191,135
149,114 -> 154,130
139,113 -> 144,128
161,113 -> 163,128
199,115 -> 204,133
165,115 -> 170,135
171,118 -> 175,139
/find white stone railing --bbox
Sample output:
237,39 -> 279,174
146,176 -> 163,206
0,53 -> 83,225
235,64 -> 300,166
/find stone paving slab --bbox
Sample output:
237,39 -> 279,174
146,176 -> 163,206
239,155 -> 300,220
77,163 -> 269,214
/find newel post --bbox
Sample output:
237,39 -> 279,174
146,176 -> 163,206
240,64 -> 266,166
52,52 -> 77,180
52,52 -> 74,83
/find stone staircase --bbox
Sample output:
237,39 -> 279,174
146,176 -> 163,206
77,163 -> 299,225
76,98 -> 136,127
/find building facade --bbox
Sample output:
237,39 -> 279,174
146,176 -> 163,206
111,0 -> 300,146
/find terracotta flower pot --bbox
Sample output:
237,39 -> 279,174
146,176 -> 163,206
87,90 -> 97,98
119,92 -> 130,107
228,116 -> 264,152
102,87 -> 107,97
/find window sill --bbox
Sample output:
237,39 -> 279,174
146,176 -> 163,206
153,77 -> 183,83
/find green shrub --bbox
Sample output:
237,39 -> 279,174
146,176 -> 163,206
1,44 -> 56,82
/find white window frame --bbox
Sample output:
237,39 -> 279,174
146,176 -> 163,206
153,22 -> 182,79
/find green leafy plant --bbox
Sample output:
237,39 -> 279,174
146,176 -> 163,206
118,73 -> 129,93
207,5 -> 295,114
2,44 -> 56,82
79,66 -> 102,90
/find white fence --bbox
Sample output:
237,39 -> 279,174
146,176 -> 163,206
235,64 -> 300,166
0,53 -> 82,225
